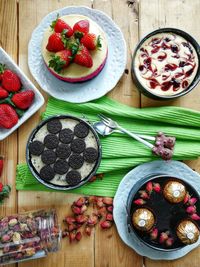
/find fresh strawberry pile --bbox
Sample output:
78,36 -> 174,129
0,157 -> 11,204
62,196 -> 114,243
0,64 -> 35,129
46,15 -> 102,73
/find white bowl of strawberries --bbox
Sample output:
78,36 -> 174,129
0,47 -> 44,140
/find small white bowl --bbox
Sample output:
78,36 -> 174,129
0,47 -> 44,141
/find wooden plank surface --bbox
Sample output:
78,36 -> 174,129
0,0 -> 199,266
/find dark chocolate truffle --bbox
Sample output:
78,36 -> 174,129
68,154 -> 84,169
84,147 -> 98,163
44,134 -> 59,149
59,128 -> 74,144
47,119 -> 62,134
53,159 -> 69,175
66,170 -> 81,185
71,139 -> 86,153
29,140 -> 44,156
56,144 -> 71,159
176,219 -> 200,244
74,122 -> 89,138
132,208 -> 155,232
163,180 -> 186,203
41,150 -> 56,165
40,165 -> 55,181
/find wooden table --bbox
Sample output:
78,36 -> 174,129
0,0 -> 200,266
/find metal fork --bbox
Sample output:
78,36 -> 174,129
98,114 -> 154,149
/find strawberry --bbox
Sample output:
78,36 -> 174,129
0,159 -> 3,177
0,86 -> 9,99
81,33 -> 102,50
51,17 -> 73,37
74,45 -> 93,68
46,32 -> 65,52
0,63 -> 5,81
0,104 -> 18,129
11,90 -> 35,110
2,70 -> 21,92
73,20 -> 89,38
48,49 -> 72,73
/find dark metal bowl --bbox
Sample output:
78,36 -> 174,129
131,28 -> 200,100
26,115 -> 102,190
126,174 -> 200,251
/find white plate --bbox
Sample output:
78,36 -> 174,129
0,47 -> 44,141
113,160 -> 200,260
28,6 -> 127,103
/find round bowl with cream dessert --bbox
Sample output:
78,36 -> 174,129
26,115 -> 102,190
42,14 -> 108,82
132,28 -> 200,100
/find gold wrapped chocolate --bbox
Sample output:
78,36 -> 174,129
176,219 -> 200,244
163,180 -> 186,203
132,208 -> 155,232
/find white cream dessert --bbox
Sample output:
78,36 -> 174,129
42,14 -> 108,82
134,32 -> 198,96
28,118 -> 99,187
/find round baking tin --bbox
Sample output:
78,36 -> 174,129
126,174 -> 200,252
26,115 -> 102,190
131,28 -> 200,100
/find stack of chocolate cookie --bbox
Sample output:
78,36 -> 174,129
28,116 -> 100,188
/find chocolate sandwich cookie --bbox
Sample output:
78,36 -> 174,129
71,138 -> 86,153
84,147 -> 98,163
40,165 -> 55,181
47,119 -> 62,134
59,128 -> 74,144
41,149 -> 56,165
56,144 -> 71,159
74,122 -> 89,138
68,153 -> 84,169
44,134 -> 59,149
29,140 -> 44,156
54,159 -> 69,175
66,170 -> 81,185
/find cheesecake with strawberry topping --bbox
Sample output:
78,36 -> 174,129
42,14 -> 108,82
134,32 -> 199,96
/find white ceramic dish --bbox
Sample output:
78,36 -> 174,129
113,160 -> 200,260
0,47 -> 44,141
28,6 -> 127,103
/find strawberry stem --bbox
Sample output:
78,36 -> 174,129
0,63 -> 5,74
49,55 -> 67,73
15,108 -> 25,118
97,35 -> 102,49
50,13 -> 59,30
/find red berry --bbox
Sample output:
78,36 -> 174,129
81,33 -> 102,50
51,18 -> 73,37
0,104 -> 18,129
74,45 -> 93,68
12,90 -> 35,110
48,49 -> 72,73
2,70 -> 21,92
73,19 -> 89,37
46,32 -> 65,52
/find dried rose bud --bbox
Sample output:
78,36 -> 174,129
75,215 -> 89,224
68,223 -> 78,232
97,207 -> 107,218
146,182 -> 153,194
184,192 -> 190,204
159,232 -> 168,243
88,196 -> 97,203
85,226 -> 92,236
71,205 -> 82,215
80,204 -> 88,214
74,197 -> 88,207
166,237 -> 174,247
106,213 -> 113,222
87,214 -> 98,226
150,228 -> 158,240
188,197 -> 197,206
75,231 -> 82,241
96,199 -> 105,208
62,229 -> 69,238
153,183 -> 161,193
133,199 -> 146,205
190,214 -> 200,220
107,206 -> 113,213
69,231 -> 77,243
89,175 -> 97,182
102,197 -> 113,206
100,220 -> 113,230
139,190 -> 150,199
64,216 -> 76,225
186,206 -> 196,214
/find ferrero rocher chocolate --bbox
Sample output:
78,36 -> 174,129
132,208 -> 155,232
176,219 -> 200,244
163,180 -> 186,203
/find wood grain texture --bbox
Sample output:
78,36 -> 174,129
139,0 -> 200,266
0,1 -> 18,267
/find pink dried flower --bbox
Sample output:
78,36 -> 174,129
107,206 -> 113,212
133,199 -> 146,205
188,197 -> 197,206
146,182 -> 153,194
159,232 -> 168,244
75,231 -> 82,241
166,237 -> 174,247
100,220 -> 113,229
186,206 -> 196,214
106,213 -> 113,222
183,192 -> 190,204
190,214 -> 200,220
139,190 -> 150,199
150,228 -> 158,240
153,183 -> 161,193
